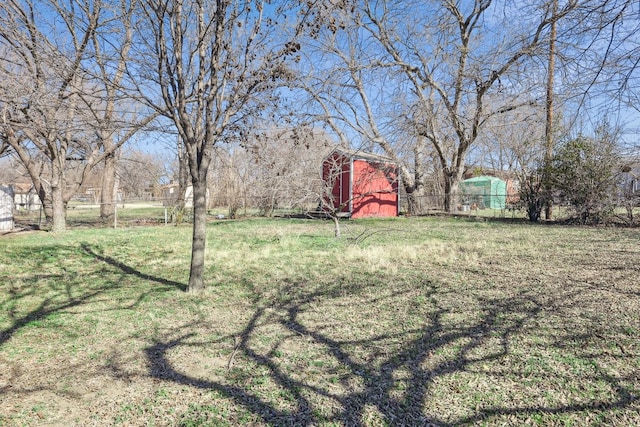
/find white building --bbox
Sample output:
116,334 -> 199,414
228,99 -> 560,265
0,185 -> 14,231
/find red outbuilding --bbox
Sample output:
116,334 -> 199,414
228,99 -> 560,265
322,148 -> 399,218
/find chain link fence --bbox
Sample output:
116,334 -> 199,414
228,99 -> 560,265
400,192 -> 640,224
11,187 -> 640,228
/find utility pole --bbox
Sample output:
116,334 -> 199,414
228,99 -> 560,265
544,0 -> 558,221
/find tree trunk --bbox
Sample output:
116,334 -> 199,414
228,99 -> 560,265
405,142 -> 428,215
100,152 -> 118,219
332,215 -> 341,238
50,179 -> 66,233
405,182 -> 427,216
406,191 -> 420,216
187,176 -> 208,292
45,156 -> 67,233
36,182 -> 53,224
443,169 -> 463,213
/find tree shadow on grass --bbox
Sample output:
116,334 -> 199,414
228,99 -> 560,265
0,244 -> 122,347
80,243 -> 187,292
142,279 -> 638,426
0,242 -> 185,348
0,282 -> 117,348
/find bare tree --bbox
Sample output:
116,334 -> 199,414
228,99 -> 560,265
320,152 -> 349,238
130,0 -> 305,291
204,127 -> 334,218
564,0 -> 640,119
299,0 -> 590,213
472,104 -> 547,173
0,0 -> 151,231
205,146 -> 251,218
88,0 -> 158,220
117,149 -> 167,199
505,0 -> 640,222
0,0 -> 99,232
296,21 -> 434,215
242,127 -> 332,216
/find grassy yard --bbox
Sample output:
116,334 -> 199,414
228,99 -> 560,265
1,217 -> 639,426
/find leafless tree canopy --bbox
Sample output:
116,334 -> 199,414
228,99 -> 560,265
294,0 -> 640,213
0,0 -> 155,231
128,0 -> 308,291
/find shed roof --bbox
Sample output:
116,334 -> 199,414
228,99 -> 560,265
463,175 -> 506,184
327,147 -> 396,164
8,181 -> 34,194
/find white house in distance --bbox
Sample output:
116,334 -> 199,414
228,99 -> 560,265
0,184 -> 14,231
12,180 -> 42,211
162,183 -> 210,208
620,163 -> 640,207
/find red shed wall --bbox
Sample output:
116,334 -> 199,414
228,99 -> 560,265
350,159 -> 398,218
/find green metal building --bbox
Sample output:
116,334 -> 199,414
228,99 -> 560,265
460,176 -> 507,209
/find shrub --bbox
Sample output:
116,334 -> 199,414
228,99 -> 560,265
551,128 -> 621,224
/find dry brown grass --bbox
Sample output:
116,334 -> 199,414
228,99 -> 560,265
1,217 -> 639,426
